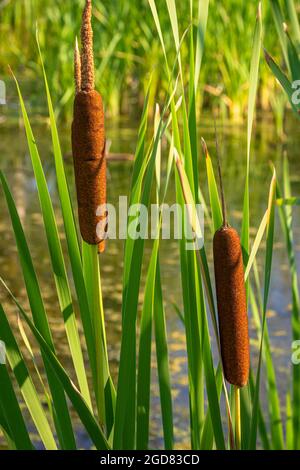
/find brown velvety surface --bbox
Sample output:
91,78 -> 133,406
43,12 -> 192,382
213,226 -> 250,387
72,90 -> 106,245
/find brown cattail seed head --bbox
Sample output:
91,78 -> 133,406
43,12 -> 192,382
81,0 -> 95,92
72,90 -> 106,245
213,226 -> 250,387
72,0 -> 107,248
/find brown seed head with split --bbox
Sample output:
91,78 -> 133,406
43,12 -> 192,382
71,0 -> 107,250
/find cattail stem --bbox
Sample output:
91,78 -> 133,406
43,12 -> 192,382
235,386 -> 241,450
214,118 -> 227,227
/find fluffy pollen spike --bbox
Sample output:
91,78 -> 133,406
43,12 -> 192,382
81,0 -> 95,92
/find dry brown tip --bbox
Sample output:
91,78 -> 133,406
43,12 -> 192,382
81,0 -> 95,92
201,137 -> 209,159
257,1 -> 262,20
74,37 -> 81,94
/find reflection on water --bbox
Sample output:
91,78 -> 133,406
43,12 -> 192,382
0,112 -> 300,449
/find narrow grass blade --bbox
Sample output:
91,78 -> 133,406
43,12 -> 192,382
188,5 -> 199,199
195,0 -> 210,89
265,50 -> 300,119
286,391 -> 294,449
249,169 -> 277,449
250,260 -> 284,449
276,197 -> 300,206
166,0 -> 181,67
244,210 -> 268,281
0,281 -> 109,451
0,171 -> 76,449
187,1 -> 209,203
242,2 -> 262,267
82,242 -> 115,431
136,106 -> 164,450
0,407 -> 16,450
122,88 -> 150,285
37,34 -> 99,400
17,315 -> 54,416
285,0 -> 300,46
248,368 -> 271,450
285,27 -> 300,81
202,140 -> 223,231
0,305 -> 57,450
148,0 -> 167,64
200,365 -> 223,450
113,110 -> 162,450
175,153 -> 226,450
270,0 -> 290,71
174,171 -> 204,448
12,72 -> 91,409
277,155 -> 300,448
136,242 -> 158,450
154,261 -> 174,450
0,364 -> 33,450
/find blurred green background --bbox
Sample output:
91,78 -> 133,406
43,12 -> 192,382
0,0 -> 287,125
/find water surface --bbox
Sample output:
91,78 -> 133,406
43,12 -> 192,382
1,109 -> 300,449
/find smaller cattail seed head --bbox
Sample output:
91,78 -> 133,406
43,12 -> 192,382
213,226 -> 250,387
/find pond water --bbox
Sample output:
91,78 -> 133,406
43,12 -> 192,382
1,108 -> 300,449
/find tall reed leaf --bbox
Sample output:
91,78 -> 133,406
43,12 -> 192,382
0,305 -> 57,450
242,1 -> 262,266
249,169 -> 277,449
277,155 -> 300,448
12,71 -> 91,409
0,362 -> 33,450
285,0 -> 300,46
36,34 -> 101,405
265,50 -> 300,119
195,0 -> 210,89
175,153 -> 226,449
82,242 -> 115,431
0,283 -> 109,450
270,0 -> 290,71
154,262 -> 174,449
136,242 -> 159,450
0,171 -> 76,449
114,98 -> 162,449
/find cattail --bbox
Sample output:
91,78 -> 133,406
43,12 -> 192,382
213,226 -> 250,387
71,0 -> 107,251
209,134 -> 250,388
